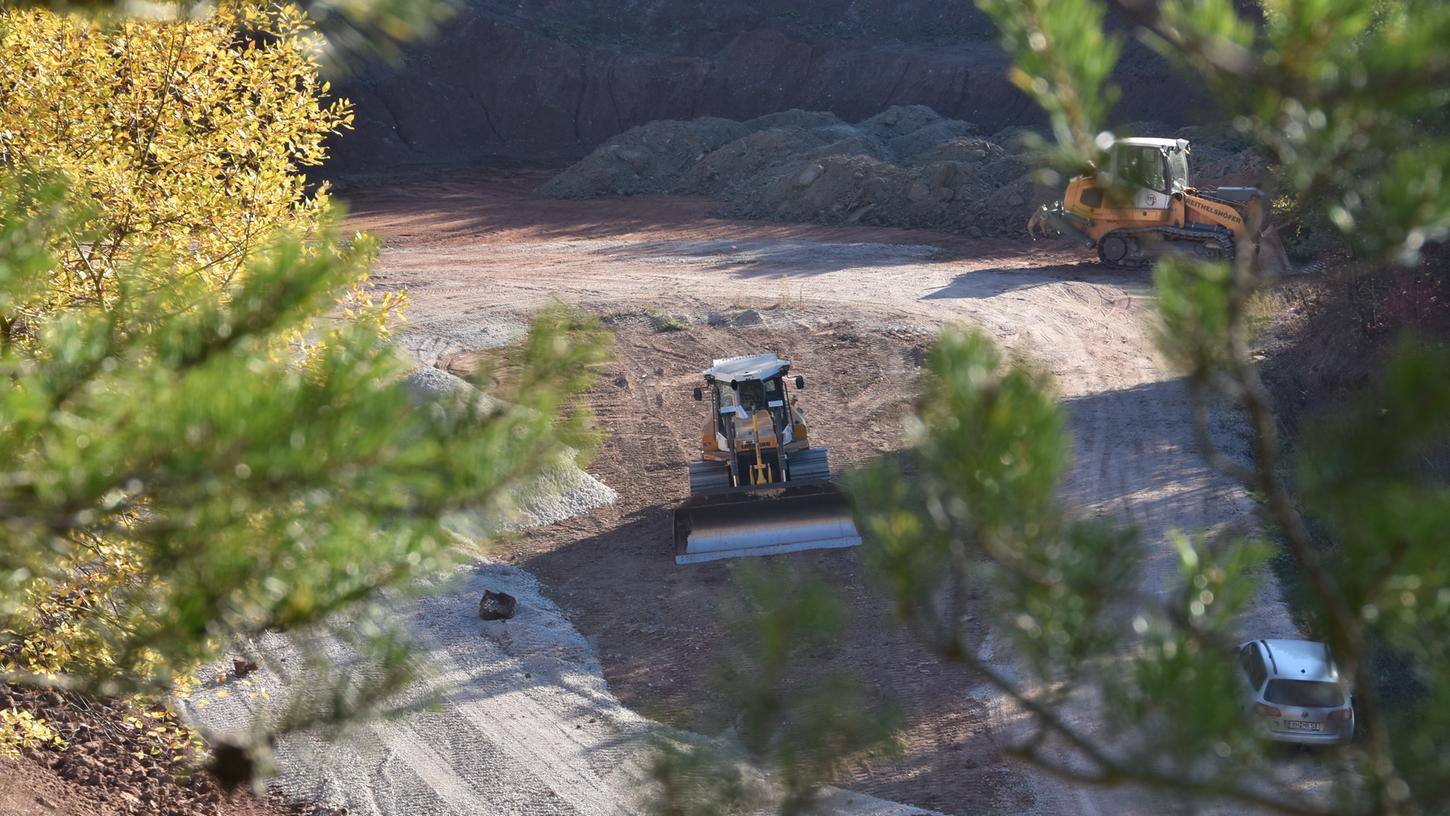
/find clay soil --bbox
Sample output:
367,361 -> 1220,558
355,166 -> 1051,812
342,165 -> 1284,815
444,319 -> 1026,814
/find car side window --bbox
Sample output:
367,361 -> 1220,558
1246,647 -> 1268,689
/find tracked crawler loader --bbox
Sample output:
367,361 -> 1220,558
1027,137 -> 1292,275
673,354 -> 860,565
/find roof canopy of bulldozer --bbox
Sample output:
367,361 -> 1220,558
1116,136 -> 1191,152
704,353 -> 791,384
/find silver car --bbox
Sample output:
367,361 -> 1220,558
1236,639 -> 1355,746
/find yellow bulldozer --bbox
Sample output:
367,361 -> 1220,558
1028,137 -> 1290,273
672,353 -> 859,565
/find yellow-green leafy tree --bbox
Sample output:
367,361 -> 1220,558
0,2 -> 360,695
0,0 -> 601,782
0,2 -> 354,336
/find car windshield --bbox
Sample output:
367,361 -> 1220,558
1264,679 -> 1345,708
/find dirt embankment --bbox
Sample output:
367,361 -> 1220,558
1262,244 -> 1450,435
540,108 -> 1266,238
0,683 -> 304,816
326,1 -> 1213,172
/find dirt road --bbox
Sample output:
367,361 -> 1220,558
337,168 -> 1301,815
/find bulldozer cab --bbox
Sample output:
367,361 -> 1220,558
1105,138 -> 1190,209
705,355 -> 794,435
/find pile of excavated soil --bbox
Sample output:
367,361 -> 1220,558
1195,147 -> 1270,188
537,117 -> 751,198
543,106 -> 1265,238
541,105 -> 1051,238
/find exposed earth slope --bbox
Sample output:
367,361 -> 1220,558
327,1 -> 1211,170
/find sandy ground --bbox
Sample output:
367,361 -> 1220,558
307,167 -> 1305,815
181,457 -> 936,816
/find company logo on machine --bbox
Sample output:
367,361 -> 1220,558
1187,196 -> 1243,225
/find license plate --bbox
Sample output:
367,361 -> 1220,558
1285,720 -> 1322,732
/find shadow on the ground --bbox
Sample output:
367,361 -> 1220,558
512,472 -> 1028,815
582,237 -> 955,278
923,261 -> 1148,300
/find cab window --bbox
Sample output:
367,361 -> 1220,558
763,378 -> 783,404
736,381 -> 766,412
1166,149 -> 1189,192
1121,145 -> 1167,193
715,383 -> 738,411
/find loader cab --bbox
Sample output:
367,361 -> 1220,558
699,354 -> 798,444
1106,137 -> 1191,210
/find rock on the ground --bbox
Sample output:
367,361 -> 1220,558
649,313 -> 691,332
478,590 -> 518,620
732,309 -> 764,327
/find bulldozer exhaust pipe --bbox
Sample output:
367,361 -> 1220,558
673,482 -> 860,565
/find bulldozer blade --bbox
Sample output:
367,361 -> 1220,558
1026,202 -> 1095,248
673,481 -> 860,565
1255,224 -> 1294,278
